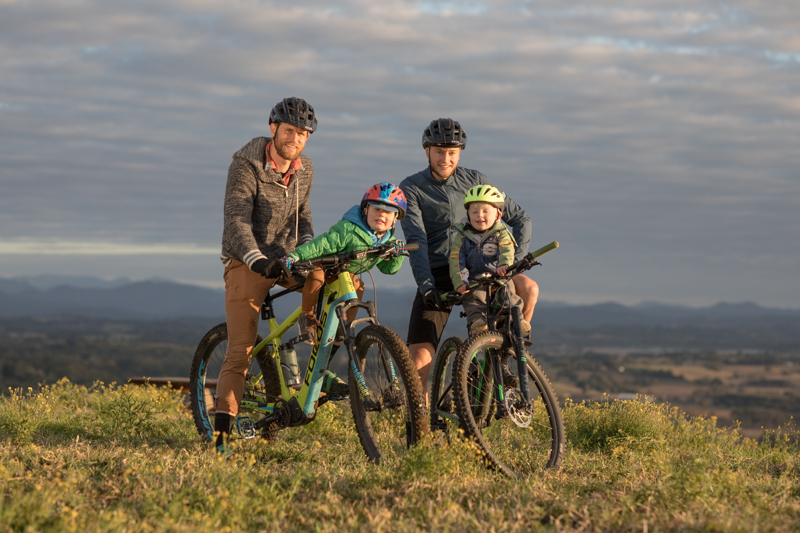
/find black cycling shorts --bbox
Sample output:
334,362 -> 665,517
406,265 -> 455,347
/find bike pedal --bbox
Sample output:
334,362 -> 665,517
235,416 -> 256,439
321,393 -> 349,401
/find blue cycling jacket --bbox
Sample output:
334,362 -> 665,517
399,166 -> 531,295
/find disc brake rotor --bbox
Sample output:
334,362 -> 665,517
506,388 -> 532,428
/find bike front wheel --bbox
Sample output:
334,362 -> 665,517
189,323 -> 282,443
430,336 -> 464,433
349,324 -> 429,465
452,331 -> 565,477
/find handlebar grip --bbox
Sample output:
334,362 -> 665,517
529,241 -> 559,260
404,242 -> 420,251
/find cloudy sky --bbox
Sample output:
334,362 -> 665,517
1,0 -> 798,307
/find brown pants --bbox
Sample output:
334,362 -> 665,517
216,260 -> 362,416
215,260 -> 279,416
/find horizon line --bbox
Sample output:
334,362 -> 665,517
0,241 -> 219,255
1,274 -> 797,312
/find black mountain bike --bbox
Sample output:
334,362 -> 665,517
430,241 -> 566,477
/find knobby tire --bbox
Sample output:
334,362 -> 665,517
452,330 -> 565,477
348,324 -> 429,465
189,323 -> 282,443
430,336 -> 464,434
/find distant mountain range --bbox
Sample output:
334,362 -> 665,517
1,275 -> 798,331
0,278 -> 224,320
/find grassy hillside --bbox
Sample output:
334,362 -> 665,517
1,381 -> 798,531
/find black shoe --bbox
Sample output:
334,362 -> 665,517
469,318 -> 488,335
321,370 -> 349,397
214,413 -> 233,455
502,365 -> 520,389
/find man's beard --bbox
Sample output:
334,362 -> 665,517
429,158 -> 455,180
274,137 -> 303,161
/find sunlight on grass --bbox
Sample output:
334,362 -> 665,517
1,382 -> 798,531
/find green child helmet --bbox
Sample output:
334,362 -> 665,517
463,185 -> 505,211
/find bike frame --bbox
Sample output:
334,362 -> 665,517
239,268 -> 379,430
435,241 -> 560,424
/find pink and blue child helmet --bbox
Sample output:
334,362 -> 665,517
361,182 -> 407,220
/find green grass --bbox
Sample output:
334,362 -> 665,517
1,381 -> 798,532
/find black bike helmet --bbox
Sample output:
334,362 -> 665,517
422,118 -> 467,149
269,97 -> 318,133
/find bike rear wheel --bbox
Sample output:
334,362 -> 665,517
452,331 -> 565,477
430,336 -> 464,434
349,324 -> 429,465
189,323 -> 282,442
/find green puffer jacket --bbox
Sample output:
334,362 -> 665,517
290,205 -> 403,275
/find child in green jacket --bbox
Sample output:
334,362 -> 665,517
280,182 -> 407,389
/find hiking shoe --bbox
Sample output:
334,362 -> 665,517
501,365 -> 520,389
298,313 -> 320,345
321,370 -> 349,397
469,318 -> 488,335
520,319 -> 531,335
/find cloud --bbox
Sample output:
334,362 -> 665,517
1,0 -> 799,305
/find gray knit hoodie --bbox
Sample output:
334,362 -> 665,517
220,136 -> 314,269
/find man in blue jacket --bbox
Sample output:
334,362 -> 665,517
399,118 -> 539,399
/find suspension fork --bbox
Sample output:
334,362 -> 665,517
511,305 -> 532,408
328,273 -> 380,403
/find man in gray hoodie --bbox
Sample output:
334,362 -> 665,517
400,118 -> 539,400
215,97 -> 317,451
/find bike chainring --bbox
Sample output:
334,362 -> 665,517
273,398 -> 292,429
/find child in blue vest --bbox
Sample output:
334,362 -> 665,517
449,185 -> 530,336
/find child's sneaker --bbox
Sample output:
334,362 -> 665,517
298,313 -> 320,345
469,318 -> 488,335
321,370 -> 350,397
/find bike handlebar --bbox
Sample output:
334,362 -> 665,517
442,240 -> 559,302
506,240 -> 559,277
290,242 -> 419,275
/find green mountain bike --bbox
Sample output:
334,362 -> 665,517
430,241 -> 566,477
189,243 -> 428,464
